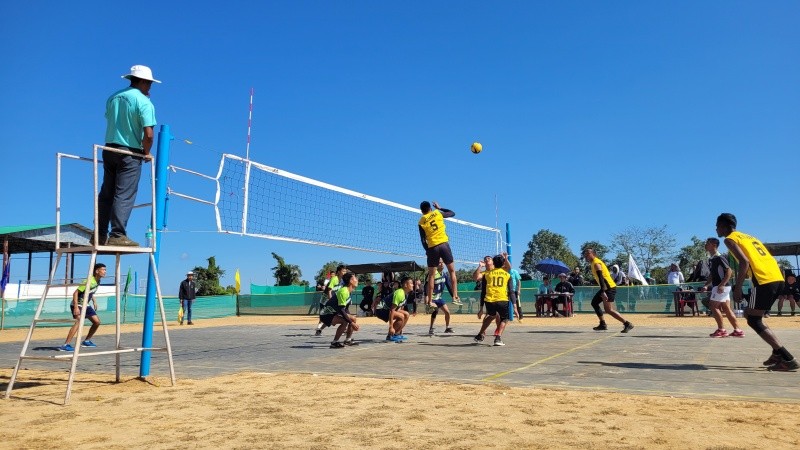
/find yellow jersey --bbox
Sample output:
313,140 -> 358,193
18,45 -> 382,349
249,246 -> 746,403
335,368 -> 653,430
483,268 -> 511,302
590,257 -> 616,289
418,209 -> 449,247
725,231 -> 783,285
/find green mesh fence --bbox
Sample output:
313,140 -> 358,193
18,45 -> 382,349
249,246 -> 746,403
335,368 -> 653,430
236,282 -> 754,316
1,294 -> 236,329
4,282 -> 756,328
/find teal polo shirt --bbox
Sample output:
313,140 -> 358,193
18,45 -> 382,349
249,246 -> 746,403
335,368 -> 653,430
105,87 -> 157,150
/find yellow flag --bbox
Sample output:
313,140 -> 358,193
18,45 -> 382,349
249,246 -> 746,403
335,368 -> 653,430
234,269 -> 241,294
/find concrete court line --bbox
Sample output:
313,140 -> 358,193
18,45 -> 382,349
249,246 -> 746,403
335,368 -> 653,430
482,333 -> 618,382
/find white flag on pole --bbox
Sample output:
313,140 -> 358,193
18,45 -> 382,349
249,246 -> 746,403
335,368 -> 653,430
627,253 -> 648,286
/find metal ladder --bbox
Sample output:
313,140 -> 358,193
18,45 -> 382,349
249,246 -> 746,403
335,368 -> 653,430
3,145 -> 175,404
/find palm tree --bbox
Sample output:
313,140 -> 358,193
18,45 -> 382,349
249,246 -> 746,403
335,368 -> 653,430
271,252 -> 304,286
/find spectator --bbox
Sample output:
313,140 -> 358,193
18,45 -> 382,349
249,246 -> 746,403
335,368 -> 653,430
778,273 -> 797,316
687,259 -> 710,283
568,267 -> 584,286
540,275 -> 554,316
553,273 -> 575,317
178,271 -> 197,325
667,263 -> 685,285
610,264 -> 628,286
359,280 -> 374,316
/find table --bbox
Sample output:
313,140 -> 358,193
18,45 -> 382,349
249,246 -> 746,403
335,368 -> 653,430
535,293 -> 574,317
672,290 -> 707,316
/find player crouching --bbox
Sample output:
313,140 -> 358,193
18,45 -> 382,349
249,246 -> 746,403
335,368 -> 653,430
387,277 -> 413,342
475,254 -> 512,346
322,273 -> 360,348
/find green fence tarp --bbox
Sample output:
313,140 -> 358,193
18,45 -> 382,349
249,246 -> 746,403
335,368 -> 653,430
250,284 -> 312,295
1,294 -> 236,329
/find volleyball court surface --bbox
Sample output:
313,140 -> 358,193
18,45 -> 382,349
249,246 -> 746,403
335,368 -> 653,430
2,316 -> 798,403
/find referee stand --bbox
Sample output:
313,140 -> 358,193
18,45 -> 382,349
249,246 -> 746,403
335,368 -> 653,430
4,144 -> 175,405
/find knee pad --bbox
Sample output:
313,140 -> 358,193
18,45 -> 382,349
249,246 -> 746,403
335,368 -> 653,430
746,314 -> 767,334
431,309 -> 438,320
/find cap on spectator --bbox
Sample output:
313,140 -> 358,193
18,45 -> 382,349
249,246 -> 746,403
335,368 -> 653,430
186,271 -> 194,276
558,273 -> 567,278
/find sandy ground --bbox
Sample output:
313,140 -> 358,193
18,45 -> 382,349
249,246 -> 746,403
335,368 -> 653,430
2,314 -> 800,449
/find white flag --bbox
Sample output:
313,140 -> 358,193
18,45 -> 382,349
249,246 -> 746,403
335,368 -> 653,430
627,253 -> 648,286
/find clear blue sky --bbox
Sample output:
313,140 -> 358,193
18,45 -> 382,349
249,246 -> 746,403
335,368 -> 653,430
2,1 -> 798,293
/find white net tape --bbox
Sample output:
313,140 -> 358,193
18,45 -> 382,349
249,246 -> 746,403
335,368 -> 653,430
214,154 -> 500,264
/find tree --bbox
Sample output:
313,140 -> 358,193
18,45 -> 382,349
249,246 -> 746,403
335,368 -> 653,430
777,258 -> 793,274
356,273 -> 374,284
455,267 -> 476,284
579,241 -> 609,262
609,225 -> 676,274
676,236 -> 707,275
270,252 -> 304,286
315,260 -> 345,285
193,256 -> 227,296
520,229 -> 579,278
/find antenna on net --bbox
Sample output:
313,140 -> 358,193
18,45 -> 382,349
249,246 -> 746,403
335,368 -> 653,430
245,87 -> 254,160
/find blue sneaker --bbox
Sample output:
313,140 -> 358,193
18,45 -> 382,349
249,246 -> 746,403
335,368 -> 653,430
397,335 -> 408,340
81,340 -> 97,348
58,344 -> 74,352
390,335 -> 404,343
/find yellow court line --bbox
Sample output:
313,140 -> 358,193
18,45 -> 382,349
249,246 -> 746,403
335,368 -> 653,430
482,334 -> 618,382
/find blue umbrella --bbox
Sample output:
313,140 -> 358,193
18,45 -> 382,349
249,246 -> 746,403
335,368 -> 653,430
535,258 -> 570,276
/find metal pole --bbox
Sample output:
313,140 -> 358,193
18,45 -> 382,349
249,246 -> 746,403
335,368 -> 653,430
506,222 -> 514,321
140,124 -> 172,377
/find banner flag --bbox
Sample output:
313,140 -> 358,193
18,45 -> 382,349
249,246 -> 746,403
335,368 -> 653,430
627,253 -> 648,286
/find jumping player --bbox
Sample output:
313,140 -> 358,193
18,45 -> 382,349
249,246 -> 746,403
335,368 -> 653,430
716,213 -> 798,371
475,254 -> 512,346
418,201 -> 461,306
428,258 -> 455,335
702,237 -> 744,338
322,272 -> 360,348
583,248 -> 634,333
315,264 -> 346,336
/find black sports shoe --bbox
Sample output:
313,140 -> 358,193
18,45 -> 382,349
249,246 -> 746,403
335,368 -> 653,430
474,334 -> 484,343
493,336 -> 505,346
344,340 -> 359,346
593,324 -> 608,331
428,328 -> 435,336
763,353 -> 782,366
444,327 -> 454,333
314,329 -> 322,336
621,322 -> 634,333
330,341 -> 345,348
768,358 -> 800,372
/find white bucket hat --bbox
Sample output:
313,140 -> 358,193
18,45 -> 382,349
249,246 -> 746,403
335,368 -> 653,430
121,65 -> 161,83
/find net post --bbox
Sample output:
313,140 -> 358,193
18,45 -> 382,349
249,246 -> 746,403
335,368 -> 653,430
140,124 -> 172,377
506,222 -> 514,321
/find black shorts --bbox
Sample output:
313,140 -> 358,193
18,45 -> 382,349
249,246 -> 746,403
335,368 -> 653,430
592,288 -> 616,304
485,301 -> 510,322
375,309 -> 391,323
320,314 -> 335,327
750,281 -> 781,311
426,242 -> 454,267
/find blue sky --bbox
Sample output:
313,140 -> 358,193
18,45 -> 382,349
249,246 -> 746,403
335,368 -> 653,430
1,1 -> 798,293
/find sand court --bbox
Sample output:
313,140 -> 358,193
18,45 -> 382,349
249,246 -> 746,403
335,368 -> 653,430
2,314 -> 799,448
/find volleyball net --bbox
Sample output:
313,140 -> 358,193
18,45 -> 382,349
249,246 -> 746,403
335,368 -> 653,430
210,154 -> 501,263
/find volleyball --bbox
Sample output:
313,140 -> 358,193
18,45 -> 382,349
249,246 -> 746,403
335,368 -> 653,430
470,142 -> 482,154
